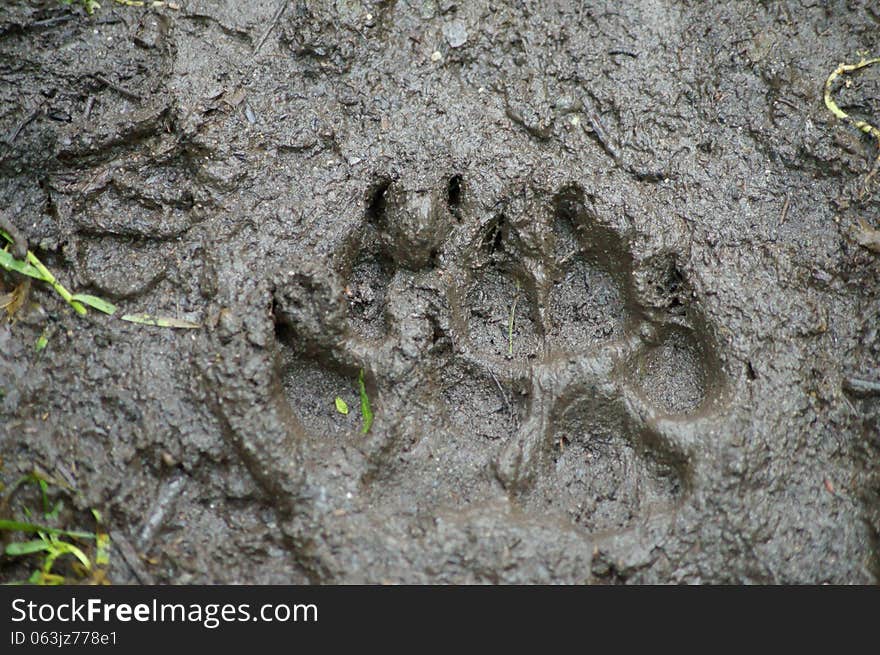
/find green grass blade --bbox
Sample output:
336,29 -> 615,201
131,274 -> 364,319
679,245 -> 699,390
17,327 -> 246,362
0,249 -> 46,280
5,540 -> 51,556
31,570 -> 66,585
25,252 -> 86,315
0,519 -> 95,541
95,532 -> 110,567
55,542 -> 91,571
358,369 -> 373,434
1,230 -> 86,315
120,313 -> 200,329
71,294 -> 117,315
38,478 -> 50,514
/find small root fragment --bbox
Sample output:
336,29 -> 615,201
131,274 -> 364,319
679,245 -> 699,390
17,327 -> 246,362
824,56 -> 880,251
824,56 -> 880,143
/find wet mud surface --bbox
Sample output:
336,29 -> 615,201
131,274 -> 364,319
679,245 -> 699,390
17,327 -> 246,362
1,0 -> 879,583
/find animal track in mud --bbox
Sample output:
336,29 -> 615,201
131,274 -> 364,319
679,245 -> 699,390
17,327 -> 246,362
630,325 -> 712,414
440,361 -> 526,443
262,178 -> 729,536
344,250 -> 393,342
277,341 -> 356,439
194,172 -> 738,582
465,262 -> 542,361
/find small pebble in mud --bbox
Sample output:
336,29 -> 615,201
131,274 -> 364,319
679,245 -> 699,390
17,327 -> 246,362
442,20 -> 468,48
431,50 -> 443,62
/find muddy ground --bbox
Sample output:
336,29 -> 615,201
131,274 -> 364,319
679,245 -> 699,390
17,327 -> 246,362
0,0 -> 879,584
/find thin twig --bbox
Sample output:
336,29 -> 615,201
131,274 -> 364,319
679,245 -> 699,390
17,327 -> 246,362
776,97 -> 799,111
91,73 -> 141,101
488,369 -> 513,416
843,376 -> 880,397
581,97 -> 670,181
583,107 -> 621,163
109,531 -> 154,585
31,14 -> 76,29
507,281 -> 520,356
779,193 -> 791,225
253,1 -> 287,56
5,108 -> 40,144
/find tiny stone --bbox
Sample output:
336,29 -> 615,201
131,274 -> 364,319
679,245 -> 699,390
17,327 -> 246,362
431,50 -> 443,62
442,19 -> 468,48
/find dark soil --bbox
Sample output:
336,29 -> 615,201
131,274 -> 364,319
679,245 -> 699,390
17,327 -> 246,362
1,0 -> 879,583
